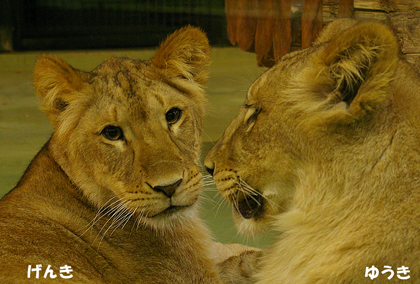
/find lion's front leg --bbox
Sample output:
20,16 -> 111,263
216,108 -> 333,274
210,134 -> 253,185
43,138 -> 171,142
211,242 -> 263,284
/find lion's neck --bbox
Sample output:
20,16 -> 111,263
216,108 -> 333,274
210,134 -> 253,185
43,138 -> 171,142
15,141 -> 94,212
295,125 -> 420,215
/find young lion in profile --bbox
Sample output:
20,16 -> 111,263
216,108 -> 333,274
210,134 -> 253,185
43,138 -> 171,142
205,19 -> 420,283
0,27 -> 251,283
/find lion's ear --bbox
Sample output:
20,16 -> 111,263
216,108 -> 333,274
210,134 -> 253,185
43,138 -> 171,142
34,55 -> 85,125
307,22 -> 399,120
151,26 -> 211,86
314,18 -> 358,45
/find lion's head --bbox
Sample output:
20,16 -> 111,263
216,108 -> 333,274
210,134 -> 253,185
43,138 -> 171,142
34,26 -> 210,229
205,20 -> 400,235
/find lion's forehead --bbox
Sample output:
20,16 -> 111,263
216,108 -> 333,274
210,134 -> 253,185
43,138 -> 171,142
84,57 -> 204,128
248,48 -> 315,103
93,62 -> 153,92
90,68 -> 163,104
91,63 -> 190,104
92,57 -> 148,74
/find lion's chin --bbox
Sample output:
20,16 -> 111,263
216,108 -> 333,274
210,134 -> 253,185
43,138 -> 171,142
140,203 -> 198,231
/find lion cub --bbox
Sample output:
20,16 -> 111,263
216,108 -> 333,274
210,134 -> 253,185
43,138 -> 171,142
0,26 -> 232,283
206,20 -> 420,283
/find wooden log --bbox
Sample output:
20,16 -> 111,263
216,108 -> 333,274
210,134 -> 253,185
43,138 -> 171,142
354,0 -> 385,10
225,0 -> 420,68
225,0 -> 238,46
390,11 -> 420,54
388,0 -> 420,11
255,0 -> 276,65
235,0 -> 257,52
302,0 -> 323,48
273,0 -> 292,62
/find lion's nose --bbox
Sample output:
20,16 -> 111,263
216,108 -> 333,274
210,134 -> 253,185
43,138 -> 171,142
152,179 -> 182,197
204,159 -> 215,176
205,166 -> 214,176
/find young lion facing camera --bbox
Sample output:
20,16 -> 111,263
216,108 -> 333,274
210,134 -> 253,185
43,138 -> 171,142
206,20 -> 420,283
0,26 -> 254,284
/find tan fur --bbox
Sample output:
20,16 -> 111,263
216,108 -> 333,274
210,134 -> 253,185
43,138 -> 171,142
212,243 -> 263,284
205,20 -> 420,283
0,26 -> 232,283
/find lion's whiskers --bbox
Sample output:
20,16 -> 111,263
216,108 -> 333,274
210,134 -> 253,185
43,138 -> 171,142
202,175 -> 216,187
74,196 -> 145,251
214,194 -> 230,217
134,208 -> 150,230
77,196 -> 119,239
109,207 -> 136,236
237,176 -> 275,207
95,198 -> 133,248
231,193 -> 241,214
198,192 -> 215,205
233,178 -> 260,204
202,173 -> 214,180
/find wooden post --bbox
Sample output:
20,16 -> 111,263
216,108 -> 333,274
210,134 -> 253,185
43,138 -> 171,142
225,0 -> 238,46
273,0 -> 292,62
237,0 -> 257,52
302,0 -> 323,49
256,0 -> 276,65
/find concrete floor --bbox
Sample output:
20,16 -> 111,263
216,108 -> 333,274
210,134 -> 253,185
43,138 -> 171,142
0,47 -> 275,247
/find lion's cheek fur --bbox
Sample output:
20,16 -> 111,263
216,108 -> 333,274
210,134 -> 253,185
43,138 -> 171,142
49,135 -> 113,208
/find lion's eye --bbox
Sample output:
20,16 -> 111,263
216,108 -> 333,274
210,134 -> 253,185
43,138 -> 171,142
244,107 -> 262,124
166,108 -> 182,125
101,126 -> 124,141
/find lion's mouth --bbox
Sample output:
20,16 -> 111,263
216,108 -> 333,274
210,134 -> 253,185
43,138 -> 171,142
162,205 -> 189,215
148,204 -> 192,218
237,194 -> 263,219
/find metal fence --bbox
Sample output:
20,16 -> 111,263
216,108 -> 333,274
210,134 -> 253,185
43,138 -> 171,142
11,0 -> 227,50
